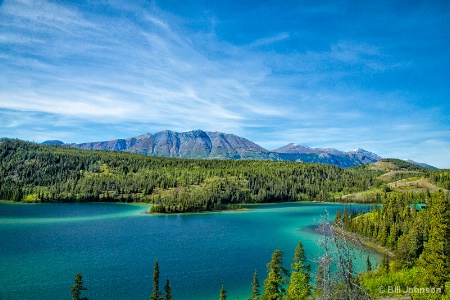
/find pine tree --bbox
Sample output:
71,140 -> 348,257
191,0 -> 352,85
315,259 -> 324,293
286,241 -> 311,300
249,270 -> 260,300
70,273 -> 88,300
261,250 -> 289,300
366,255 -> 372,272
380,254 -> 389,273
220,284 -> 227,300
419,191 -> 450,288
164,279 -> 172,300
150,260 -> 163,300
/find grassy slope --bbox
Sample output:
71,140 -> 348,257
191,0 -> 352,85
339,159 -> 449,203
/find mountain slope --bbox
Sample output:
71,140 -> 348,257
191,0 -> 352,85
272,143 -> 381,167
60,130 -> 383,167
74,130 -> 276,160
404,159 -> 436,169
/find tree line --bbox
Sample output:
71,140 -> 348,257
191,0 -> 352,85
1,139 -> 384,212
3,139 -> 448,214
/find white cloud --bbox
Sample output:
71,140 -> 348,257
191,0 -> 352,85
248,32 -> 290,48
0,1 -> 448,168
0,0 -> 286,131
2,0 -> 96,36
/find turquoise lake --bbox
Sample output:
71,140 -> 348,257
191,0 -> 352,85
0,202 -> 380,299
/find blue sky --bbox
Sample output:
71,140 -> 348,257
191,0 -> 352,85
1,0 -> 449,168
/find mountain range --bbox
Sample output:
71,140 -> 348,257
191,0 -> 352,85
273,143 -> 382,167
41,129 -> 430,168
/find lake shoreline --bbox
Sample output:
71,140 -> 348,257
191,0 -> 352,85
357,235 -> 395,258
1,199 -> 378,213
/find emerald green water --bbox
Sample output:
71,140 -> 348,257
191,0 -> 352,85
0,202 -> 380,299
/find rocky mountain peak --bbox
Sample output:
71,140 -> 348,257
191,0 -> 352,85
49,130 -> 388,167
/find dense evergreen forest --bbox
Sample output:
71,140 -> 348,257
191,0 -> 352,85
336,190 -> 450,298
1,139 -> 449,214
0,138 -> 387,212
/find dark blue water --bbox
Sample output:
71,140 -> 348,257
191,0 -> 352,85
0,202 -> 379,300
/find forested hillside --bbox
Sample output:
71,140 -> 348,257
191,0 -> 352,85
1,139 -> 448,214
1,139 -> 384,212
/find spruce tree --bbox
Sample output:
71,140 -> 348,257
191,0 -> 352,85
380,254 -> 389,273
366,255 -> 372,272
164,279 -> 172,300
419,191 -> 450,288
315,260 -> 324,294
249,270 -> 260,300
261,250 -> 289,300
220,284 -> 227,300
150,260 -> 163,300
70,273 -> 88,300
286,241 -> 311,300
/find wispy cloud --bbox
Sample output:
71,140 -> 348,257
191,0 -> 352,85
0,0 -> 283,131
0,0 -> 449,167
248,32 -> 290,48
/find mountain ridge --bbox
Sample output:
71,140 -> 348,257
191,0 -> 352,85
272,142 -> 382,167
40,129 -> 428,168
72,130 -> 276,161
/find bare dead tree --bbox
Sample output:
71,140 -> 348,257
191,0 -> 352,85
315,216 -> 337,300
314,211 -> 372,300
331,217 -> 371,300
